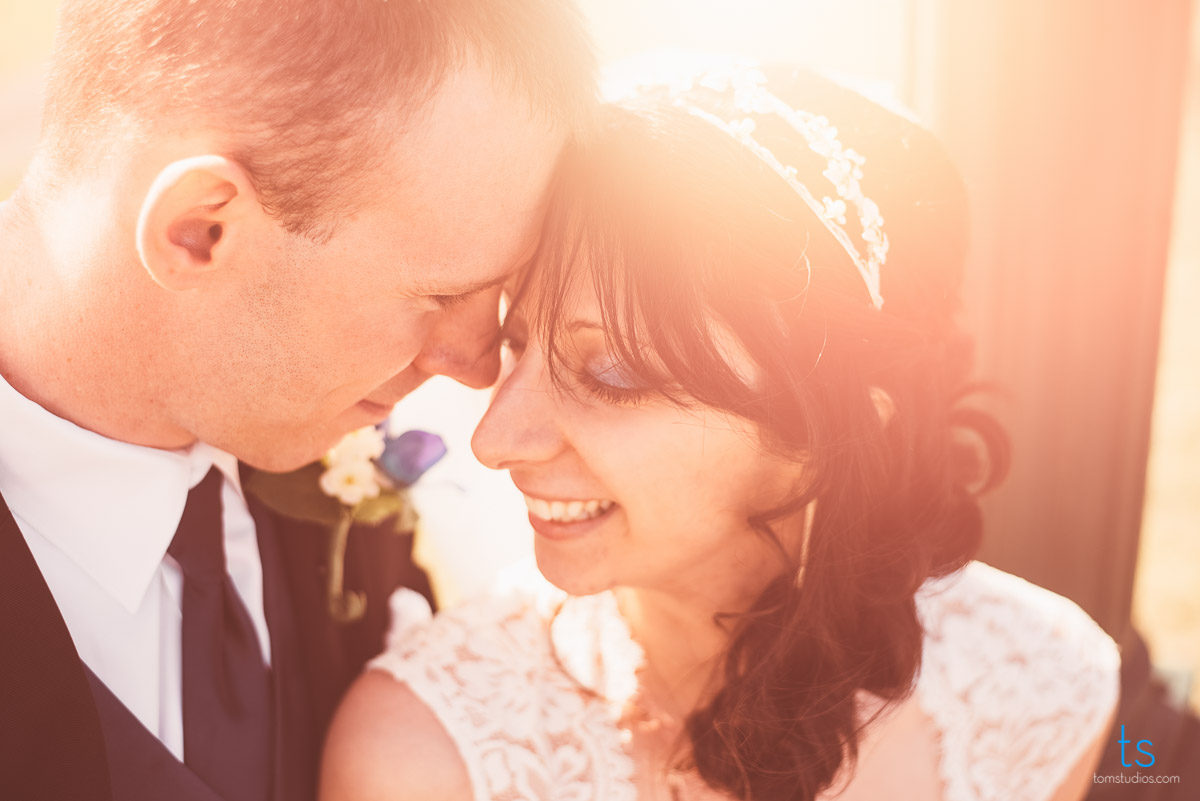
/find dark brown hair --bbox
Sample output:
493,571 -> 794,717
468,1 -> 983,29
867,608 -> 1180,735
518,67 -> 1008,800
40,0 -> 595,237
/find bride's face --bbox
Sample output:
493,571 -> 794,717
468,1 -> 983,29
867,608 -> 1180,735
472,286 -> 804,602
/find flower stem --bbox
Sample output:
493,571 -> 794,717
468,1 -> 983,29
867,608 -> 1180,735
327,507 -> 366,623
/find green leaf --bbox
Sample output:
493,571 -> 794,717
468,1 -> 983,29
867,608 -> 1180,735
243,463 -> 345,527
352,491 -> 406,525
393,500 -> 419,535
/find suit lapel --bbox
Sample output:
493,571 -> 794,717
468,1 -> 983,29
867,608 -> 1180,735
264,506 -> 436,740
248,494 -> 320,801
240,461 -> 438,801
238,462 -> 349,757
0,489 -> 112,801
84,667 -> 226,801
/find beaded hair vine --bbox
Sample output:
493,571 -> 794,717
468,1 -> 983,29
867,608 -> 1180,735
612,59 -> 890,310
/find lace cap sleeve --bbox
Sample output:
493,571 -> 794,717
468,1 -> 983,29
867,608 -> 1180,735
367,587 -> 637,801
914,562 -> 1121,801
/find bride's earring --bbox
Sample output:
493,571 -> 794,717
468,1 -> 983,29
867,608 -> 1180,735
869,386 -> 896,427
794,501 -> 817,589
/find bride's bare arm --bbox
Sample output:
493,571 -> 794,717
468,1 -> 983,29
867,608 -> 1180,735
320,670 -> 474,801
1042,705 -> 1117,801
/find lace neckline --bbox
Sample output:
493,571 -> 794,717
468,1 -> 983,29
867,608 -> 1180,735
372,562 -> 1121,801
548,591 -> 646,713
547,591 -> 741,801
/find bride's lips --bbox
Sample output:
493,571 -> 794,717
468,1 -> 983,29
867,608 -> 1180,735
520,492 -> 618,542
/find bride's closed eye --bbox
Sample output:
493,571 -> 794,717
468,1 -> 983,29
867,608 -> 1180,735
575,356 -> 646,406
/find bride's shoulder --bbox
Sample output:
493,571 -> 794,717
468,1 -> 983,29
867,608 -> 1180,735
912,560 -> 1121,800
373,575 -> 562,673
916,560 -> 1120,679
322,580 -> 568,801
367,565 -> 572,714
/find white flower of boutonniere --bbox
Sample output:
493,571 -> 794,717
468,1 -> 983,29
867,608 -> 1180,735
318,459 -> 382,506
325,426 -> 387,468
244,424 -> 446,623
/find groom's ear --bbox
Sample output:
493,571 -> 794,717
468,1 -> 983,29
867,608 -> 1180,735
136,155 -> 260,291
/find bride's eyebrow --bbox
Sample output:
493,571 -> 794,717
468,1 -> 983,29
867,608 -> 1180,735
566,320 -> 603,334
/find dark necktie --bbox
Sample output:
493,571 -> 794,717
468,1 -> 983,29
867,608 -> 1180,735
169,468 -> 272,801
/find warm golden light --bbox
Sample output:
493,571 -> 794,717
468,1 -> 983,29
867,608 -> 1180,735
0,0 -> 1196,745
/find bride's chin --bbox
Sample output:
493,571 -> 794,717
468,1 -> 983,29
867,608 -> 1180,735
533,544 -> 617,598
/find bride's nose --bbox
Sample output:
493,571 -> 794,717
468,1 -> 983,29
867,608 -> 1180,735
471,351 -> 565,470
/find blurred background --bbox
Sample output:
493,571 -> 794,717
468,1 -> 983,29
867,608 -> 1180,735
1,0 -> 1196,718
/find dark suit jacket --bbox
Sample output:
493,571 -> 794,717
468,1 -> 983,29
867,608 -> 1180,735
0,476 -> 432,801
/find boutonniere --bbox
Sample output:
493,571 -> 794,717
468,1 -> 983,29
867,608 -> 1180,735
244,425 -> 446,624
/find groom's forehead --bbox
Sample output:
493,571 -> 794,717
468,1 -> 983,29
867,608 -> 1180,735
368,67 -> 565,283
391,207 -> 546,297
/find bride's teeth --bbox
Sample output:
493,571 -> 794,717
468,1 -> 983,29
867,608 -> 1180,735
523,495 -> 615,523
523,496 -> 552,519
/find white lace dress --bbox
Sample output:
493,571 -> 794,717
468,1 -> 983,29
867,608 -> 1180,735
368,561 -> 1120,801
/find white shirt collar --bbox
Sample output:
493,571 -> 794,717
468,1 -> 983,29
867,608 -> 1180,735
0,369 -> 245,613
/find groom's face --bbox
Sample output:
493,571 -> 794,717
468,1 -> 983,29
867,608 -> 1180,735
176,66 -> 565,470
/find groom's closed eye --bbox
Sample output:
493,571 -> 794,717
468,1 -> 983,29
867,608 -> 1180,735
431,292 -> 475,310
423,272 -> 512,311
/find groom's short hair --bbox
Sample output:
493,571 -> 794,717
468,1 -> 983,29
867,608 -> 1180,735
40,0 -> 595,238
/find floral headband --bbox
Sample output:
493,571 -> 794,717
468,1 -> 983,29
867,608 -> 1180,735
611,59 -> 890,310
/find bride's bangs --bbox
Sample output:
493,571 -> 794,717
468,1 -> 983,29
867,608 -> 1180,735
517,104 -> 796,412
520,199 -> 700,406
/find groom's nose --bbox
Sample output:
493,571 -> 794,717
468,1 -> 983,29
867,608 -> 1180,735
411,288 -> 503,389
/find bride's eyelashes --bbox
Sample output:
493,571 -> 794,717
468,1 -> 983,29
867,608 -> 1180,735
574,369 -> 646,406
498,325 -> 647,406
573,359 -> 647,407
